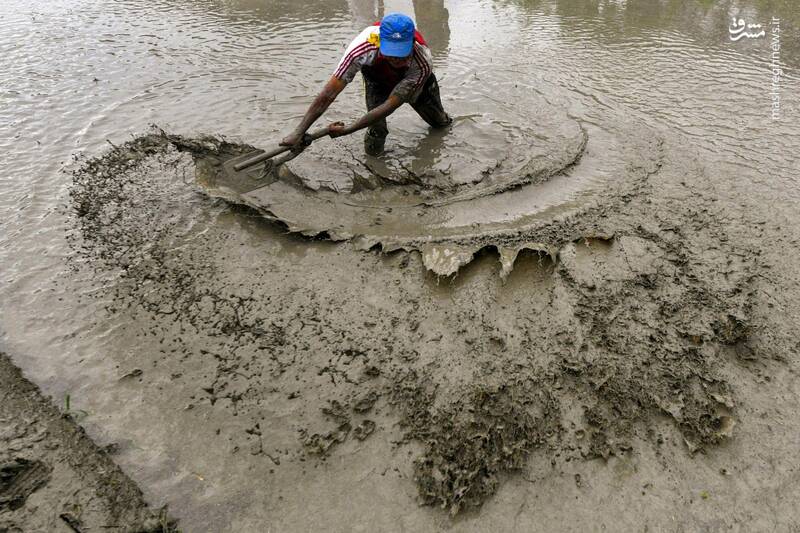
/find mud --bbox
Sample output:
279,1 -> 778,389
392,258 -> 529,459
0,352 -> 174,532
63,119 -> 781,521
279,103 -> 587,199
4,1 -> 798,530
161,110 -> 658,277
390,375 -> 562,515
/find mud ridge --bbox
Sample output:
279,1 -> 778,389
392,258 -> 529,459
0,352 -> 175,532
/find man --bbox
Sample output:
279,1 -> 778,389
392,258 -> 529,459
280,12 -> 451,156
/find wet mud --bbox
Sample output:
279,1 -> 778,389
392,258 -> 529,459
390,376 -> 562,515
160,102 -> 657,276
64,122 -> 781,520
0,352 -> 174,532
279,103 -> 587,200
2,0 -> 798,529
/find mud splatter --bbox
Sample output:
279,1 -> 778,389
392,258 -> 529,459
65,125 -> 772,518
390,375 -> 561,515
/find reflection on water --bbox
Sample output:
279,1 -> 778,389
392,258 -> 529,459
347,0 -> 451,56
213,0 -> 450,57
206,0 -> 351,20
413,0 -> 451,57
348,0 -> 385,28
500,0 -> 798,61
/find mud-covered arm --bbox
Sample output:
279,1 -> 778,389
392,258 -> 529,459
281,76 -> 346,146
329,95 -> 404,137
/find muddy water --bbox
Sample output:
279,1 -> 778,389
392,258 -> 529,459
2,0 -> 800,531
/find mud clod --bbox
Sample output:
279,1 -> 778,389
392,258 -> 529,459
0,458 -> 51,511
392,378 -> 560,514
300,423 -> 352,457
353,420 -> 376,441
353,391 -> 379,413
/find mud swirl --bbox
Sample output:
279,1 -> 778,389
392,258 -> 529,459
167,100 -> 664,276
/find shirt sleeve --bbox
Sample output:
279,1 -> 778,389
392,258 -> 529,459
333,30 -> 378,84
391,46 -> 432,103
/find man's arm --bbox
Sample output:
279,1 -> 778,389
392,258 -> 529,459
281,76 -> 347,146
329,94 -> 404,137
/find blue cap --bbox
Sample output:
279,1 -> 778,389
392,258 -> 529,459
379,13 -> 415,58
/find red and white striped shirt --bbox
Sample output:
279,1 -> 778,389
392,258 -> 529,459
333,25 -> 434,103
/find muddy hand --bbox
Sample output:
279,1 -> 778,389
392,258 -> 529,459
280,131 -> 305,152
328,121 -> 348,138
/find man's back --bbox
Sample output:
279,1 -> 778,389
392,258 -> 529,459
333,24 -> 434,104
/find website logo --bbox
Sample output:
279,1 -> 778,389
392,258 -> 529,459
729,17 -> 765,41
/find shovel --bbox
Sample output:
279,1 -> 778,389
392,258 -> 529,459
221,126 -> 332,184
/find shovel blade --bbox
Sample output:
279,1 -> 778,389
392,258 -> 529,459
219,150 -> 279,194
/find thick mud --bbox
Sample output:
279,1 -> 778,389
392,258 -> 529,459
65,124 -> 773,518
279,102 -> 587,199
0,352 -> 174,532
159,108 -> 657,276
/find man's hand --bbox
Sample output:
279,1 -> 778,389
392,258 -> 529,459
280,131 -> 303,147
328,121 -> 349,138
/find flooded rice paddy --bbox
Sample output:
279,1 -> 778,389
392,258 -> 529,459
2,0 -> 800,531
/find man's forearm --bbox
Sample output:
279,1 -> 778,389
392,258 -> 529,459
294,93 -> 333,134
293,77 -> 345,135
345,95 -> 403,135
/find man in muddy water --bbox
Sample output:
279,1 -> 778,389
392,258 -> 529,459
280,12 -> 452,156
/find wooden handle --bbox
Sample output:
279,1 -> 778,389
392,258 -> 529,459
233,126 -> 330,171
